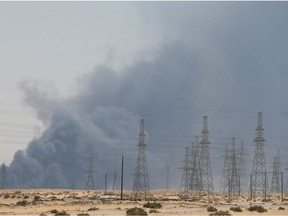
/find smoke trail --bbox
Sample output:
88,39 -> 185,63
6,42 -> 214,189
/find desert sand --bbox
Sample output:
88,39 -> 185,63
0,189 -> 288,215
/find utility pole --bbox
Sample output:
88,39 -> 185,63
199,116 -> 214,194
167,166 -> 169,190
104,173 -> 107,195
121,155 -> 124,200
251,112 -> 268,200
281,172 -> 284,202
72,183 -> 75,199
131,119 -> 151,200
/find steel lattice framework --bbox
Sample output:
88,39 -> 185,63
86,157 -> 95,190
220,143 -> 230,193
179,147 -> 191,198
270,152 -> 281,193
251,112 -> 268,199
190,140 -> 201,192
199,116 -> 214,193
228,137 -> 240,198
131,119 -> 151,200
239,140 -> 248,193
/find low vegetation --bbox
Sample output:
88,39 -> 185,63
54,210 -> 70,216
16,200 -> 28,206
209,210 -> 231,216
248,205 -> 267,213
87,207 -> 99,211
207,206 -> 218,212
230,206 -> 242,212
49,209 -> 70,216
126,207 -> 148,215
149,209 -> 160,213
278,206 -> 285,210
34,195 -> 41,201
143,202 -> 162,209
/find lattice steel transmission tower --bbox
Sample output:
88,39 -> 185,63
190,138 -> 201,192
239,140 -> 248,193
228,137 -> 240,198
270,150 -> 281,193
220,143 -> 230,193
199,116 -> 214,193
132,119 -> 151,200
180,147 -> 191,198
86,157 -> 95,190
251,112 -> 268,200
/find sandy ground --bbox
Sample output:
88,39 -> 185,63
0,189 -> 288,215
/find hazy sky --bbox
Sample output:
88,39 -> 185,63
1,2 -> 288,190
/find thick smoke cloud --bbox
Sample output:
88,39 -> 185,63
6,3 -> 288,190
6,42 -> 211,189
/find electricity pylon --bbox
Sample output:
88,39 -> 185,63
228,137 -> 240,199
220,143 -> 230,193
199,116 -> 214,193
179,147 -> 191,199
251,112 -> 268,200
132,119 -> 151,200
190,139 -> 201,192
239,140 -> 248,193
86,157 -> 95,190
270,150 -> 281,193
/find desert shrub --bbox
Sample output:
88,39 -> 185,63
209,210 -> 231,216
54,210 -> 70,216
248,205 -> 267,213
23,195 -> 29,199
87,207 -> 99,211
149,209 -> 160,213
34,195 -> 41,201
16,200 -> 28,206
207,206 -> 218,212
230,206 -> 242,212
143,202 -> 162,209
50,209 -> 58,214
278,206 -> 285,210
3,193 -> 10,199
39,213 -> 47,216
77,214 -> 89,216
126,207 -> 148,215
